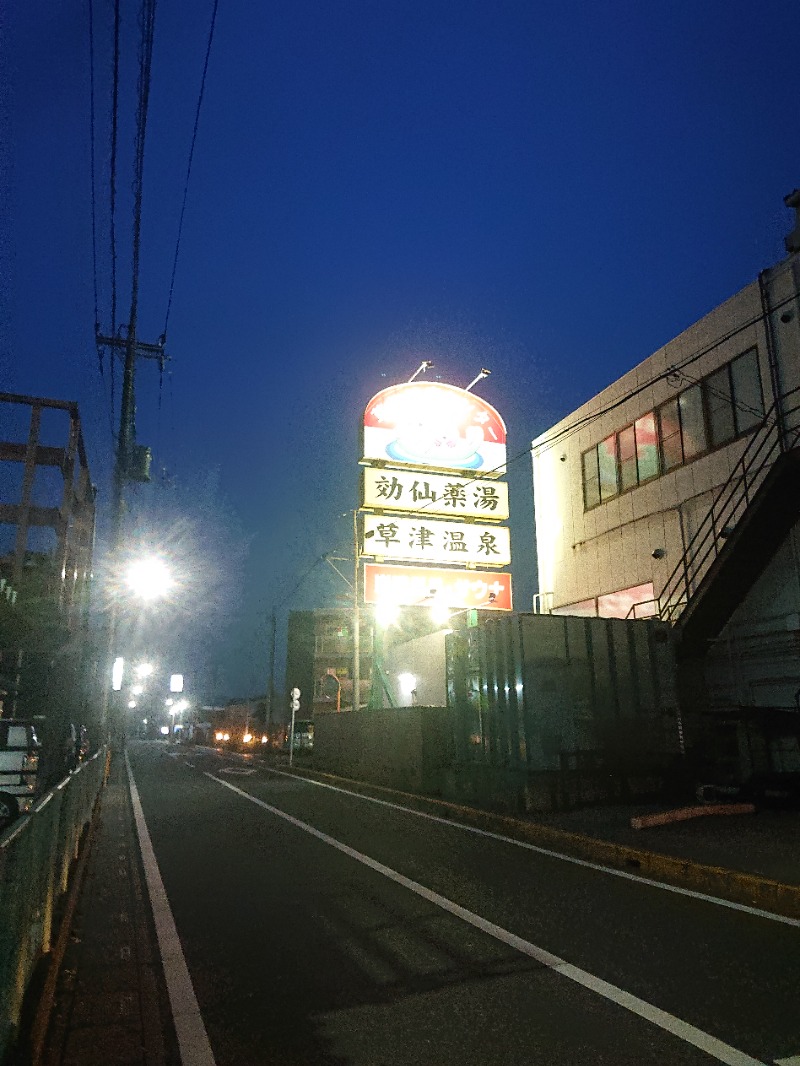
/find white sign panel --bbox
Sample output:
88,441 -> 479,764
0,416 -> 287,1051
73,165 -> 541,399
362,514 -> 511,567
362,381 -> 507,476
362,468 -> 509,521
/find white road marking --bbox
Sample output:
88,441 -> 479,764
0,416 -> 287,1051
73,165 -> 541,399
774,1057 -> 800,1064
262,767 -> 800,928
207,771 -> 767,1066
217,766 -> 257,776
126,754 -> 217,1066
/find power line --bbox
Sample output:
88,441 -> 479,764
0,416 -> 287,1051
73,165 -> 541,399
163,0 -> 220,342
87,0 -> 100,348
87,0 -> 115,444
108,0 -> 121,430
530,290 -> 799,454
128,0 -> 157,340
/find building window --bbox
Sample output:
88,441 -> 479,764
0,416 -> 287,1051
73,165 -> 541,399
730,348 -> 764,433
551,583 -> 656,619
618,425 -> 637,491
678,384 -> 707,460
634,412 -> 659,482
706,365 -> 736,447
581,348 -> 764,510
598,434 -> 618,501
658,398 -> 683,471
582,448 -> 600,509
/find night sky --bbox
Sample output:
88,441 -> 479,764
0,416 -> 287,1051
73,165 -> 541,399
3,0 -> 799,702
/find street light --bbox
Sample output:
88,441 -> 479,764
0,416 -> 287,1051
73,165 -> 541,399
124,556 -> 173,601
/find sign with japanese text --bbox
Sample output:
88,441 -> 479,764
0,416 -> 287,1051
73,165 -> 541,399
362,381 -> 506,476
362,467 -> 509,521
364,563 -> 512,611
362,513 -> 511,567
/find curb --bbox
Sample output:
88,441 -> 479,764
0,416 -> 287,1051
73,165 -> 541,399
279,762 -> 800,920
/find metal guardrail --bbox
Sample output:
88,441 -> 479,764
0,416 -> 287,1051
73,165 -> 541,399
0,748 -> 107,1062
658,386 -> 800,625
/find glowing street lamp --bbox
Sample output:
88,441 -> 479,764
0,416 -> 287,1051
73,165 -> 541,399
124,557 -> 173,601
135,662 -> 154,679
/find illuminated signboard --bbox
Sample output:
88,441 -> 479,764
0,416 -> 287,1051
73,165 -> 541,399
362,467 -> 509,521
362,381 -> 506,476
364,563 -> 512,611
362,513 -> 511,567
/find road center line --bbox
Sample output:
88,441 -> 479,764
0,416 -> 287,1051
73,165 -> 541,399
261,766 -> 800,928
207,771 -> 767,1066
127,755 -> 217,1066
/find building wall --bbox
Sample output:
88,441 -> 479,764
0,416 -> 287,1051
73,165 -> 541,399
532,254 -> 799,617
285,608 -> 372,717
312,706 -> 453,793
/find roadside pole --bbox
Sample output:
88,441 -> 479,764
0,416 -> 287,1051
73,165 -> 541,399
289,688 -> 299,767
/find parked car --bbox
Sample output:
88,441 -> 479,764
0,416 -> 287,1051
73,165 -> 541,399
0,720 -> 40,828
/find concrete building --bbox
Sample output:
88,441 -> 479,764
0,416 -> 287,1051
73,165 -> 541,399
532,192 -> 800,781
285,608 -> 374,717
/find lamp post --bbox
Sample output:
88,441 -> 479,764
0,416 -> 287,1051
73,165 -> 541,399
108,557 -> 173,748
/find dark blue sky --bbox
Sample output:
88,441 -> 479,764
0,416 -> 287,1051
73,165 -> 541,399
4,0 -> 799,701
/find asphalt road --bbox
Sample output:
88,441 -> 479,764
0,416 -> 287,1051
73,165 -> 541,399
127,742 -> 800,1066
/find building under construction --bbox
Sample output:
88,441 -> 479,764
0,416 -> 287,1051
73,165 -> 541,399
0,392 -> 97,783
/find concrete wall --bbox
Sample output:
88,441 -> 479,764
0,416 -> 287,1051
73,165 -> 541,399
312,706 -> 454,794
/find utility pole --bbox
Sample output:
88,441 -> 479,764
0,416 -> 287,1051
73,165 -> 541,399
352,509 -> 360,712
267,608 -> 276,725
97,334 -> 167,549
97,331 -> 166,747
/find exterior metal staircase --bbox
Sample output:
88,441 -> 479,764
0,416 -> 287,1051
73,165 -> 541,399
657,386 -> 800,656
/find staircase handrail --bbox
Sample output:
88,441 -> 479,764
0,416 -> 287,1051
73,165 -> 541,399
657,386 -> 800,624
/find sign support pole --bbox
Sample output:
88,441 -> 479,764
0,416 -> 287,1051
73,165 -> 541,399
353,509 -> 360,713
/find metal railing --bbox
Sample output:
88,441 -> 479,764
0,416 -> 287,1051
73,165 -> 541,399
0,749 -> 107,1061
658,386 -> 800,625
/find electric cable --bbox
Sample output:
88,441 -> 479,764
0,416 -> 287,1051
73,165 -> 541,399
109,0 -> 121,429
162,0 -> 219,343
87,0 -> 116,443
87,0 -> 100,360
128,0 -> 157,339
532,289 -> 798,453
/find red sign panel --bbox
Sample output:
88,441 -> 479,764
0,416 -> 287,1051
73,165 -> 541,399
364,563 -> 512,611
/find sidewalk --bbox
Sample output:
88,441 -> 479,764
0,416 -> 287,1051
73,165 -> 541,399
30,752 -> 179,1066
533,802 -> 800,887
